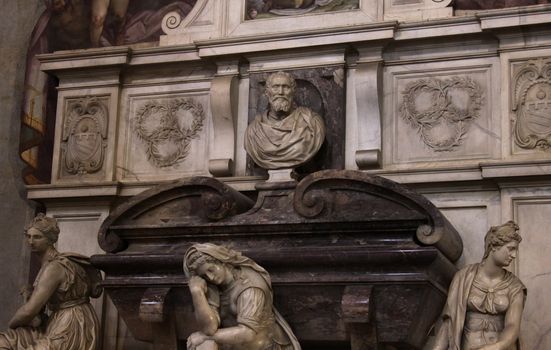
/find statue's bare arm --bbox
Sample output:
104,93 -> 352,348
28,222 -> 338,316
187,286 -> 260,350
189,276 -> 220,335
8,263 -> 63,328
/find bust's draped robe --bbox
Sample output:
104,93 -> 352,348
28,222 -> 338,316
245,107 -> 325,169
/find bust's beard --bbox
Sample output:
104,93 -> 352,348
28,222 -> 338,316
270,98 -> 292,113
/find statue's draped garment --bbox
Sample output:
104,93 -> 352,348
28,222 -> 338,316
440,264 -> 526,350
0,253 -> 101,350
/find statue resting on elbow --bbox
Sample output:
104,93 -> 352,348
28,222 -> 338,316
431,221 -> 526,350
184,243 -> 301,350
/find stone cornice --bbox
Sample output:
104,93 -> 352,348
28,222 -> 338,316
36,6 -> 551,71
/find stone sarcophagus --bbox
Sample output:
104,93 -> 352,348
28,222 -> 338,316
92,170 -> 462,350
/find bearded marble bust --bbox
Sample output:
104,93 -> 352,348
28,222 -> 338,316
244,71 -> 326,170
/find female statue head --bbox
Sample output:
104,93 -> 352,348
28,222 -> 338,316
184,243 -> 271,287
25,213 -> 60,252
482,220 -> 522,265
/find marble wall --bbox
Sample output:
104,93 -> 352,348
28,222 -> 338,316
4,0 -> 551,348
0,0 -> 43,329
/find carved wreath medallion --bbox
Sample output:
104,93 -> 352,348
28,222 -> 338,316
134,98 -> 205,167
512,58 -> 551,151
62,97 -> 108,175
400,76 -> 484,152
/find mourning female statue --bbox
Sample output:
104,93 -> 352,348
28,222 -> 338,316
431,221 -> 526,350
244,71 -> 325,170
184,243 -> 301,350
0,213 -> 102,350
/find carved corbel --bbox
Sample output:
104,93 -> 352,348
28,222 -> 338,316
341,285 -> 378,350
347,44 -> 385,169
139,287 -> 178,350
209,61 -> 239,177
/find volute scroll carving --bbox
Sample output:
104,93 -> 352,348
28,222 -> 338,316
134,98 -> 205,168
62,96 -> 108,175
293,170 -> 463,262
400,76 -> 484,152
98,177 -> 254,253
512,58 -> 551,151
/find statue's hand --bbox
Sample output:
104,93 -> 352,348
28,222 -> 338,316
187,331 -> 209,350
188,276 -> 208,295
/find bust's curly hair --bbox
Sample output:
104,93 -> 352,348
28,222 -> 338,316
266,71 -> 296,91
483,220 -> 522,259
26,213 -> 60,243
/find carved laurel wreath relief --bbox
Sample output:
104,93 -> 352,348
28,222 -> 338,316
134,98 -> 205,167
62,97 -> 108,175
512,58 -> 551,151
400,76 -> 484,152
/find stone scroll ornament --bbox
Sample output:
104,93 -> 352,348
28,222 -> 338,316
134,98 -> 205,167
62,97 -> 108,175
400,76 -> 484,152
512,58 -> 551,151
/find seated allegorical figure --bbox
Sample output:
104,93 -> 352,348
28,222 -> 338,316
0,213 -> 102,350
244,71 -> 325,170
431,221 -> 526,350
184,243 -> 301,350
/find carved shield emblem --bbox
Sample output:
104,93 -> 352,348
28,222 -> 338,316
62,98 -> 108,175
512,58 -> 551,150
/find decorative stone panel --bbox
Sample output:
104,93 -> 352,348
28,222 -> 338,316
400,76 -> 484,152
120,93 -> 210,181
511,58 -> 551,152
387,63 -> 496,166
134,98 -> 205,168
59,96 -> 109,179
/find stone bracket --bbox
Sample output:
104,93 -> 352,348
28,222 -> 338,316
348,44 -> 385,170
209,63 -> 239,177
139,287 -> 172,323
139,287 -> 178,350
341,285 -> 378,350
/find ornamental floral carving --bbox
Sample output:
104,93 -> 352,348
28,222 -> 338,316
62,97 -> 108,175
512,58 -> 551,151
134,98 -> 205,167
400,76 -> 484,152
